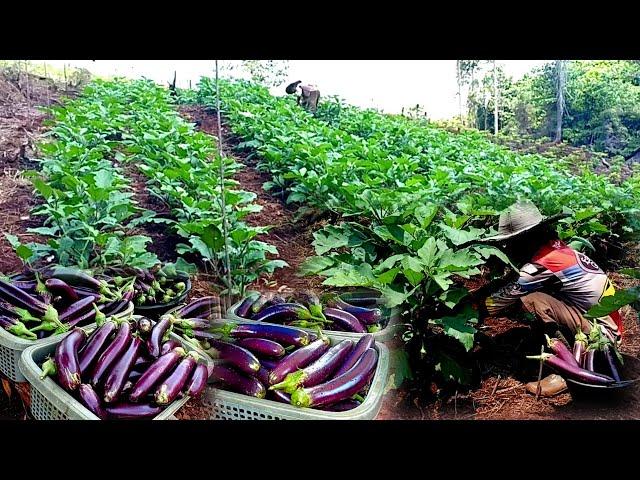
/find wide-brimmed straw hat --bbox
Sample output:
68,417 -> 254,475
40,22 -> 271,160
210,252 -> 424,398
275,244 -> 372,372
481,200 -> 568,243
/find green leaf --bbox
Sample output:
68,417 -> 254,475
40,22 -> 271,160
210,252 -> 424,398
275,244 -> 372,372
174,257 -> 198,274
378,284 -> 411,308
432,272 -> 453,291
384,349 -> 413,393
435,351 -> 472,385
620,269 -> 640,279
32,177 -> 53,200
94,170 -> 114,189
312,226 -> 351,255
26,226 -> 59,237
439,287 -> 469,309
585,288 -> 640,319
3,233 -> 21,249
16,244 -> 34,262
433,311 -> 477,352
440,224 -> 485,246
414,204 -> 438,229
299,256 -> 335,276
473,245 -> 517,271
417,237 -> 438,267
377,267 -> 400,285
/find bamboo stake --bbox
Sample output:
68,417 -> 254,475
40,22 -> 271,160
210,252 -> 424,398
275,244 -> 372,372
535,344 -> 545,401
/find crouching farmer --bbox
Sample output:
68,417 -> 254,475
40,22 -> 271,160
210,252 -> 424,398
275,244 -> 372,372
479,201 -> 623,396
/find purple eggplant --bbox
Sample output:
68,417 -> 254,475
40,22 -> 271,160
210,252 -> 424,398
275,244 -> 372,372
268,337 -> 331,385
227,322 -> 312,347
64,306 -> 98,329
209,364 -> 266,398
77,384 -> 108,419
174,318 -> 210,330
78,320 -> 117,375
45,266 -> 103,291
154,352 -> 198,405
236,338 -> 285,359
603,345 -> 622,382
251,303 -> 314,323
295,290 -> 324,318
0,278 -> 48,316
236,293 -> 260,318
573,332 -> 588,366
186,363 -> 209,397
72,287 -> 102,301
103,336 -> 143,403
268,389 -> 291,404
323,307 -> 366,333
59,296 -> 96,323
318,399 -> 361,412
271,340 -> 353,393
527,353 -> 615,384
545,335 -> 579,367
90,321 -> 131,387
338,292 -> 380,307
290,348 -> 378,408
0,315 -> 37,339
260,358 -> 278,370
255,366 -> 271,386
334,334 -> 375,378
583,349 -> 596,371
250,293 -> 272,315
129,347 -> 186,402
326,296 -> 382,325
205,338 -> 261,375
106,402 -> 162,419
160,339 -> 181,356
55,328 -> 87,391
45,278 -> 79,304
176,296 -> 220,319
147,317 -> 172,358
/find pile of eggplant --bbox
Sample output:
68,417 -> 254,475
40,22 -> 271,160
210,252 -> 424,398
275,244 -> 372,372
233,290 -> 385,334
183,320 -> 379,411
107,265 -> 187,308
41,315 -> 209,419
527,325 -> 627,386
0,266 -> 133,341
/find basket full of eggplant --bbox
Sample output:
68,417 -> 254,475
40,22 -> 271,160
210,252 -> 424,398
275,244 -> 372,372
0,267 -> 135,382
227,289 -> 401,342
19,314 -> 211,420
175,317 -> 389,419
527,325 -> 640,394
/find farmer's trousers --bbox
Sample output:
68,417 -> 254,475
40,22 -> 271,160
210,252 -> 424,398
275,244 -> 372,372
300,89 -> 320,112
520,292 -> 621,346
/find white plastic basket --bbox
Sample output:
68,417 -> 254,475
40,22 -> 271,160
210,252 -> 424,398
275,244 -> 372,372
0,302 -> 134,382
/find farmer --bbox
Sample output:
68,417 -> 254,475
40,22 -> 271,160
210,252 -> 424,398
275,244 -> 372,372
478,200 -> 623,397
285,80 -> 320,113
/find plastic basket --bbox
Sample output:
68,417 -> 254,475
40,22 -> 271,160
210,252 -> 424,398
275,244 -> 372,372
18,316 -> 210,420
0,302 -> 134,383
201,323 -> 390,420
227,292 -> 402,343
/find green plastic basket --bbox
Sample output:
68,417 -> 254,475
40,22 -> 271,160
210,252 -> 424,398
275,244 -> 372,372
0,302 -> 133,383
18,316 -> 211,420
202,321 -> 390,420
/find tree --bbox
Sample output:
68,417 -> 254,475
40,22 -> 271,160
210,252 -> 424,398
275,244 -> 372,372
457,60 -> 481,126
240,60 -> 290,87
493,60 -> 499,136
554,60 -> 567,142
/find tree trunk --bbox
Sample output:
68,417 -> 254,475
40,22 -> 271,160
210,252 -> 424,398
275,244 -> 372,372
493,60 -> 499,136
554,60 -> 566,143
457,61 -> 463,123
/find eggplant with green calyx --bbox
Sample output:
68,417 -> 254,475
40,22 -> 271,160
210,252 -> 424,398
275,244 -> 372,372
147,316 -> 172,358
209,364 -> 266,398
334,334 -> 375,378
251,303 -> 316,324
271,339 -> 353,393
236,292 -> 260,318
103,336 -> 144,403
90,321 -> 131,387
290,348 -> 378,408
236,338 -> 285,359
0,316 -> 37,339
186,363 -> 209,397
45,278 -> 79,305
59,296 -> 97,324
175,296 -> 220,319
0,278 -> 48,316
55,327 -> 87,391
545,334 -> 579,367
40,357 -> 57,379
129,347 -> 186,402
526,353 -> 615,384
205,338 -> 261,375
323,308 -> 366,333
573,331 -> 588,365
218,322 -> 312,347
174,318 -> 210,330
325,295 -> 382,325
154,351 -> 198,405
78,320 -> 118,375
250,293 -> 273,316
603,345 -> 622,382
268,337 -> 331,385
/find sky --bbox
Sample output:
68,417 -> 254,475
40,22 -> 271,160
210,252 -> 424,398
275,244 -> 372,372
39,60 -> 549,119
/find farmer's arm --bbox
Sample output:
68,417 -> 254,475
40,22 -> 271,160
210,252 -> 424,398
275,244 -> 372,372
485,263 -> 556,316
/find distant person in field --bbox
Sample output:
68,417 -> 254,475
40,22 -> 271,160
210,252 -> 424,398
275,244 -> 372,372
285,80 -> 320,113
477,201 -> 624,397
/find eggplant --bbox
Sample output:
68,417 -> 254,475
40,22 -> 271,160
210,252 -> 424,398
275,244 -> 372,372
106,402 -> 162,419
268,389 -> 291,404
78,320 -> 118,375
205,339 -> 261,375
269,337 -> 331,385
209,364 -> 266,398
65,306 -> 98,329
583,349 -> 596,371
290,348 -> 378,408
77,384 -> 108,419
186,363 -> 209,397
271,340 -> 353,393
573,331 -> 588,366
90,321 -> 132,387
295,290 -> 324,318
0,278 -> 48,316
323,308 -> 366,333
161,339 -> 181,356
103,336 -> 143,403
40,357 -> 57,379
250,293 -> 272,315
545,335 -> 579,367
527,353 -> 615,384
72,287 -> 102,301
236,293 -> 260,318
603,345 -> 622,382
147,317 -> 172,358
227,323 -> 312,347
318,399 -> 361,412
176,296 -> 220,319
338,292 -> 380,307
55,328 -> 87,391
59,296 -> 97,323
255,366 -> 271,386
174,318 -> 210,330
45,266 -> 103,291
251,303 -> 314,323
265,294 -> 287,308
129,347 -> 186,402
0,316 -> 37,339
334,334 -> 375,378
0,302 -> 16,318
45,278 -> 79,304
236,338 -> 285,359
136,317 -> 153,336
260,358 -> 278,370
326,296 -> 382,325
154,352 -> 198,405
